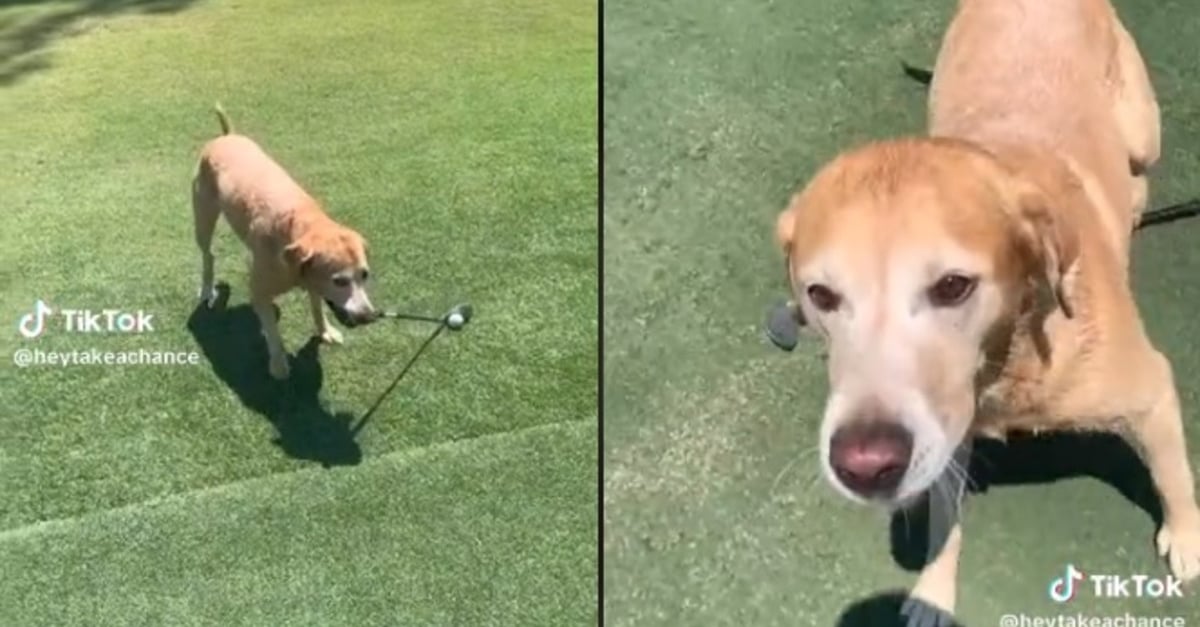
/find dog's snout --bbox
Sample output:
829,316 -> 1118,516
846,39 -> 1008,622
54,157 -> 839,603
829,419 -> 914,498
349,309 -> 377,326
336,310 -> 376,328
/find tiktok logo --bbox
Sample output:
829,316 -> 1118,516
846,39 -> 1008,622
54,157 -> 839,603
17,300 -> 53,339
1048,564 -> 1087,603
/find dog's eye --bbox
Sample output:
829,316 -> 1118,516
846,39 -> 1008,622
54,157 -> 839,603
361,269 -> 370,281
806,284 -> 841,312
332,276 -> 352,288
928,273 -> 977,307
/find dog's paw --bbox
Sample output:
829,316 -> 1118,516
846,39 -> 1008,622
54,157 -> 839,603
268,355 -> 291,380
316,326 -> 344,345
198,285 -> 217,308
900,597 -> 958,627
1157,517 -> 1200,581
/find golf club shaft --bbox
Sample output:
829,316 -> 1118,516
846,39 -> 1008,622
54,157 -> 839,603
380,311 -> 444,324
352,323 -> 446,435
1136,199 -> 1200,230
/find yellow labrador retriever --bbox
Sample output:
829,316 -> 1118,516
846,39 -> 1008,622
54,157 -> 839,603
774,0 -> 1198,622
192,105 -> 376,380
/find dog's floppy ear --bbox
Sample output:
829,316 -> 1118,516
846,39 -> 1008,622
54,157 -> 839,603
775,192 -> 802,253
1008,181 -> 1081,319
775,192 -> 808,326
283,238 -> 318,275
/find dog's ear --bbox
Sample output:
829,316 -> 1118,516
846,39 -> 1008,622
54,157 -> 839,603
775,192 -> 808,326
1008,181 -> 1081,319
283,238 -> 317,275
775,191 -> 803,253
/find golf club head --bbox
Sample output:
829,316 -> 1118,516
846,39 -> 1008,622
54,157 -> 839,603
446,303 -> 474,327
765,299 -> 802,352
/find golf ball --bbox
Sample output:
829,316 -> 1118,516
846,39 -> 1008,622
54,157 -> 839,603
447,312 -> 465,329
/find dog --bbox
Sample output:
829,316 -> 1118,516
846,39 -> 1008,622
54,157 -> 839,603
773,0 -> 1199,623
192,105 -> 377,380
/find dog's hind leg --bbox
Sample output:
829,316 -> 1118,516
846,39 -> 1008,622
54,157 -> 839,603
1125,350 -> 1200,582
192,162 -> 221,308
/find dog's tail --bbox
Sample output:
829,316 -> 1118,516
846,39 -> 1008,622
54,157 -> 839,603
213,102 -> 233,135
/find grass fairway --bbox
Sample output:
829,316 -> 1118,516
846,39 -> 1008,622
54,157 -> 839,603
604,0 -> 1200,625
0,0 -> 597,625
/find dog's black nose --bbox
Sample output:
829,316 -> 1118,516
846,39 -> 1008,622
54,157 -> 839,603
829,419 -> 913,498
349,309 -> 379,326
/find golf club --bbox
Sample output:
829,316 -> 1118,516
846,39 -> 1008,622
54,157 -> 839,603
1136,198 -> 1200,230
350,302 -> 475,435
377,303 -> 474,329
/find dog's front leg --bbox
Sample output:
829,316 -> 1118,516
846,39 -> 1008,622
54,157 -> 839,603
253,297 -> 290,380
902,440 -> 971,627
308,291 -> 344,345
1130,351 -> 1200,581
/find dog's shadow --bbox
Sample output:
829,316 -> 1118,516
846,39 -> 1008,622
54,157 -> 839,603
834,591 -> 967,627
889,431 -> 1161,571
834,431 -> 1159,625
186,282 -> 362,467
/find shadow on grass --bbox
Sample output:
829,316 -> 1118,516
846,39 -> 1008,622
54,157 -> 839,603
186,282 -> 362,468
835,591 -> 967,627
889,431 -> 1160,572
1,0 -> 200,86
839,431 -> 1158,624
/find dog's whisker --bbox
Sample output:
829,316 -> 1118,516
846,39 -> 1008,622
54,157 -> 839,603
770,456 -> 802,495
943,455 -> 977,495
954,445 -> 988,491
959,464 -> 980,493
945,457 -> 965,483
804,469 -> 826,493
932,472 -> 950,506
769,445 -> 822,497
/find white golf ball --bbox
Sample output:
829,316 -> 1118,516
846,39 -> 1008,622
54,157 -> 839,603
447,312 -> 465,329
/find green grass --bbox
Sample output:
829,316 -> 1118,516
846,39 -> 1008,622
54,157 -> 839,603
603,0 -> 1200,625
0,0 -> 597,624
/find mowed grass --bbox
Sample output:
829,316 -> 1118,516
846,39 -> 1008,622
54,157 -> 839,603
0,0 -> 597,624
604,0 -> 1200,625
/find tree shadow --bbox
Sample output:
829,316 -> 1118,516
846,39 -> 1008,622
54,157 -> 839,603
1,0 -> 200,87
889,431 -> 1160,572
186,282 -> 362,468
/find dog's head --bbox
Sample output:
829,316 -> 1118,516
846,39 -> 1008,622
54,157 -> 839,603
775,138 -> 1078,507
284,223 -> 377,327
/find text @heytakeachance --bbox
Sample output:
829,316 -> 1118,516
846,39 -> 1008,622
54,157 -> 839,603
12,348 -> 201,368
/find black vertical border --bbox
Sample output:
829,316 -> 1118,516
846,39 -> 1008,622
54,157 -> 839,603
595,0 -> 606,623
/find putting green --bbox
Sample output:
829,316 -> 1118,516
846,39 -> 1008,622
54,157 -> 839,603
0,0 -> 598,624
604,0 -> 1200,625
